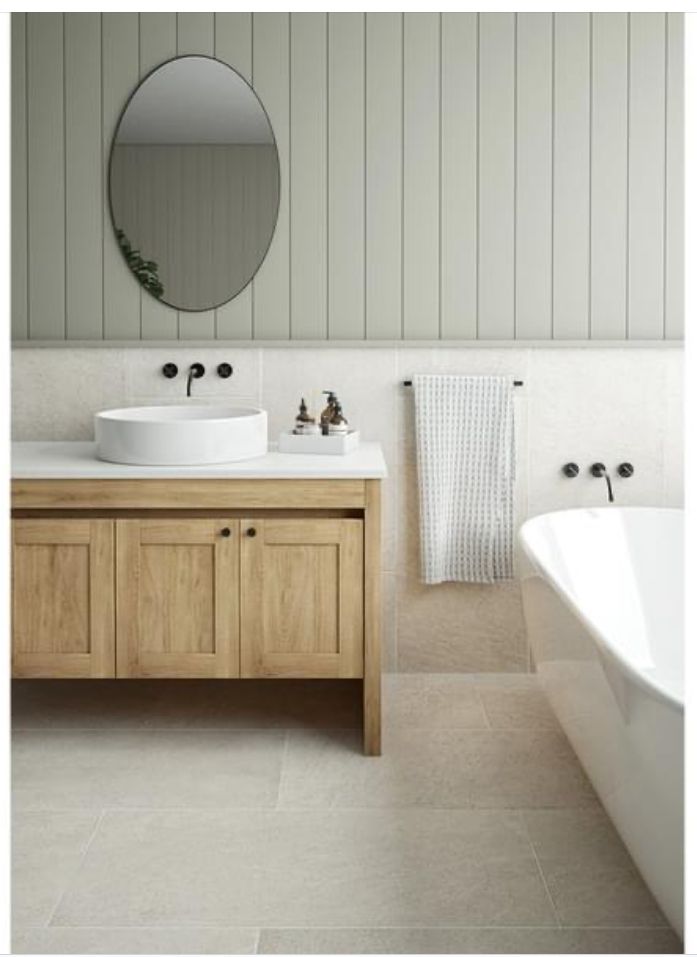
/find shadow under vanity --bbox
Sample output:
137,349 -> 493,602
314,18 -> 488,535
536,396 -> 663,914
11,443 -> 386,756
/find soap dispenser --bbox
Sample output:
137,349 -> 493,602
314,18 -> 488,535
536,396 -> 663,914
320,391 -> 337,435
328,401 -> 349,435
293,397 -> 319,435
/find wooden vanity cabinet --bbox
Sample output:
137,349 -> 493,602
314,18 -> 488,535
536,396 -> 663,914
116,518 -> 240,678
240,518 -> 364,678
12,519 -> 115,678
11,478 -> 382,754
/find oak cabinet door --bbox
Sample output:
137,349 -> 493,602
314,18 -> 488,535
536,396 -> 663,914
240,519 -> 364,678
12,519 -> 115,677
116,519 -> 239,678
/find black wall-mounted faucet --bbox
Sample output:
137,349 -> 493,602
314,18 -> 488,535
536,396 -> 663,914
590,462 -> 614,503
186,363 -> 205,397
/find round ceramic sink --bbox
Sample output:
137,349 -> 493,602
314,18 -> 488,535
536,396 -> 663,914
95,405 -> 268,466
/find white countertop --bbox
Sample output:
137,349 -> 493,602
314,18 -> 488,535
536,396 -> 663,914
11,441 -> 388,480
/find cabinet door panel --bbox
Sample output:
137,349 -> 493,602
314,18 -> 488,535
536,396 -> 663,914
241,519 -> 363,677
116,519 -> 239,677
12,519 -> 115,677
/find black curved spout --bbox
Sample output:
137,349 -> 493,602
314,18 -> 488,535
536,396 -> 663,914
186,363 -> 205,397
590,462 -> 614,503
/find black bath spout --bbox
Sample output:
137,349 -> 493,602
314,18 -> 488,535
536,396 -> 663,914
590,462 -> 614,503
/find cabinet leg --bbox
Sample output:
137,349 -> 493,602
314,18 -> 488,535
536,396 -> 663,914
363,675 -> 381,756
363,479 -> 381,756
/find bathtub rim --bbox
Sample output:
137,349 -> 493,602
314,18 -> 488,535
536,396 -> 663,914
519,506 -> 684,713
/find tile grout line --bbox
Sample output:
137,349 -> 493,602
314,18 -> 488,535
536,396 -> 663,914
275,729 -> 290,809
520,812 -> 563,930
43,808 -> 107,929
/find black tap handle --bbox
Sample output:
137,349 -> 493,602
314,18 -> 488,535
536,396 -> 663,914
562,463 -> 579,478
618,462 -> 634,478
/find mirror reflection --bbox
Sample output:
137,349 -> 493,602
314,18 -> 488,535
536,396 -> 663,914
109,56 -> 280,312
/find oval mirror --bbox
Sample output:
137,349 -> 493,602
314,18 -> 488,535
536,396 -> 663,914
109,55 -> 280,312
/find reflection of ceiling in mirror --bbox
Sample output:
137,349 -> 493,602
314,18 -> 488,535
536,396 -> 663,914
117,56 -> 274,146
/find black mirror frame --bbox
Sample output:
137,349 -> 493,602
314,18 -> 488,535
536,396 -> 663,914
107,54 -> 282,314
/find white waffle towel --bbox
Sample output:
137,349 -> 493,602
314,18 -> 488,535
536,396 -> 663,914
413,374 -> 515,584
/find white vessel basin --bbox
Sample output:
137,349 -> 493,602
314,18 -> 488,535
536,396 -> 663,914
95,405 -> 268,466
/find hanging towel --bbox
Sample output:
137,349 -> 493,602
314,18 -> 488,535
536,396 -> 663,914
413,374 -> 515,584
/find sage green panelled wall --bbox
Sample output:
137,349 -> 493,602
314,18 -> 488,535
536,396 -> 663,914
11,12 -> 684,342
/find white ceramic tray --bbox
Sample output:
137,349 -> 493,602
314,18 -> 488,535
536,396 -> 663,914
278,430 -> 360,455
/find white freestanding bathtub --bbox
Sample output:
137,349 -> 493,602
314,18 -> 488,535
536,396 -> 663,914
519,508 -> 683,936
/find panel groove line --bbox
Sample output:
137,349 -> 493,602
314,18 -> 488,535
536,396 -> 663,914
12,12 -> 683,342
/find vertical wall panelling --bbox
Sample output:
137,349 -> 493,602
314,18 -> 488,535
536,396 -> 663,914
214,13 -> 253,340
327,14 -> 365,339
365,13 -> 402,340
440,13 -> 477,339
102,13 -> 141,339
627,14 -> 666,339
176,13 -> 216,340
402,14 -> 440,339
11,13 -> 684,343
64,14 -> 103,340
176,12 -> 214,57
478,14 -> 515,339
27,13 -> 65,339
665,14 -> 684,340
11,14 -> 28,340
515,14 -> 553,339
138,12 -> 178,340
290,14 -> 327,339
552,13 -> 591,339
590,14 -> 629,339
252,14 -> 290,339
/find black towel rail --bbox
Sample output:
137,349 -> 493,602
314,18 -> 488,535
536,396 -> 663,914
402,379 -> 524,388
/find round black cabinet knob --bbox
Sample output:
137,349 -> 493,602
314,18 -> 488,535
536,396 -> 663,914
221,527 -> 231,538
246,528 -> 257,538
217,362 -> 233,379
562,462 -> 579,478
618,462 -> 634,478
162,362 -> 178,379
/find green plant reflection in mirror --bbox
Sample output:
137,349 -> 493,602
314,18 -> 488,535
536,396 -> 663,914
115,229 -> 164,300
109,55 -> 280,314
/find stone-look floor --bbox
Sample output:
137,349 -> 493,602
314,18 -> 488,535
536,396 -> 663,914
12,676 -> 682,955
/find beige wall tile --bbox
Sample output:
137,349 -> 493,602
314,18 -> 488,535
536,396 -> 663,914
397,576 -> 528,673
11,345 -> 683,673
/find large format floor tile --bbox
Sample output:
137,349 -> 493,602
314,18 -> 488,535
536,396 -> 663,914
524,809 -> 669,927
279,726 -> 598,809
257,926 -> 682,954
52,808 -> 556,928
12,926 -> 259,955
384,674 -> 488,729
12,728 -> 285,809
12,811 -> 101,926
474,674 -> 558,729
12,675 -> 675,954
